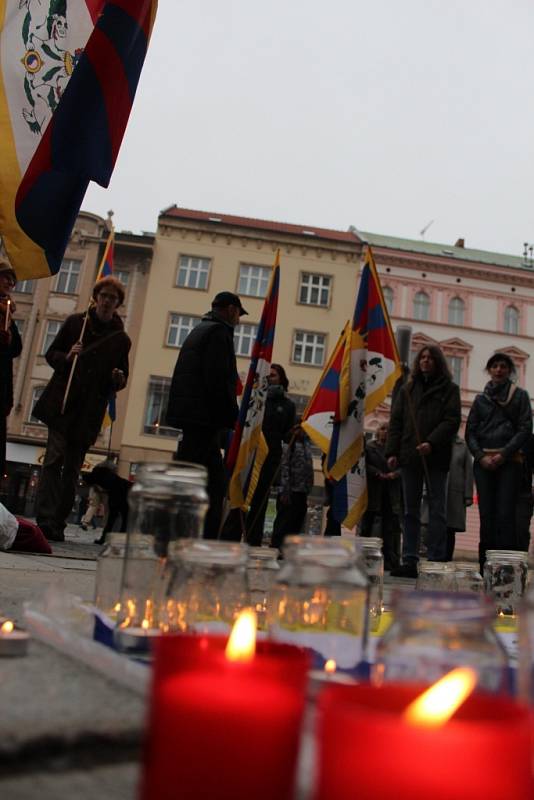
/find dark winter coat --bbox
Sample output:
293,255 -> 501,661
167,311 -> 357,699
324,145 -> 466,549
465,381 -> 532,462
166,311 -> 239,431
262,385 -> 296,459
0,320 -> 22,416
33,309 -> 130,446
447,437 -> 474,531
386,373 -> 461,470
365,440 -> 401,516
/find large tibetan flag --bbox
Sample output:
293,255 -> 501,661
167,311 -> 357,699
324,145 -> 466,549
227,252 -> 280,510
0,0 -> 157,280
96,227 -> 114,279
327,246 -> 401,527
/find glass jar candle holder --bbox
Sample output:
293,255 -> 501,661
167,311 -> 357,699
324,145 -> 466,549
518,584 -> 534,703
484,550 -> 529,616
358,537 -> 384,632
94,532 -> 127,618
454,562 -> 483,594
247,547 -> 280,631
161,540 -> 250,634
415,561 -> 457,592
115,462 -> 208,651
268,536 -> 368,673
373,589 -> 510,694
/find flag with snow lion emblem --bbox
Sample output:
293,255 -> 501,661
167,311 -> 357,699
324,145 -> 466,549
0,0 -> 157,279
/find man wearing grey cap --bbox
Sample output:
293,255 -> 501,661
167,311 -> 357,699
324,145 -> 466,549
166,291 -> 247,537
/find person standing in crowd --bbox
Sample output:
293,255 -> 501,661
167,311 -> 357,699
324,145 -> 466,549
361,422 -> 401,571
0,261 -> 22,478
166,291 -> 245,538
386,345 -> 461,578
271,422 -> 314,549
80,483 -> 107,532
245,364 -> 296,546
83,463 -> 132,545
34,277 -> 130,542
465,352 -> 532,573
445,435 -> 474,560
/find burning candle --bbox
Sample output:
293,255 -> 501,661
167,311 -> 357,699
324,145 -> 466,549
113,617 -> 160,653
141,609 -> 309,800
4,299 -> 10,332
315,672 -> 534,800
0,620 -> 29,657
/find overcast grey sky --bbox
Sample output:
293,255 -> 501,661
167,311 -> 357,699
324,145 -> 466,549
84,0 -> 534,257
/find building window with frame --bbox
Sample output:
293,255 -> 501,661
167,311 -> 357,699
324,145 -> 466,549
292,330 -> 326,367
413,291 -> 430,321
383,286 -> 394,315
504,305 -> 519,335
166,313 -> 201,348
29,386 -> 45,423
176,255 -> 210,290
234,322 -> 258,357
54,258 -> 81,294
15,279 -> 34,294
13,318 -> 24,340
114,269 -> 130,291
448,296 -> 465,326
446,355 -> 463,386
144,376 -> 176,437
299,273 -> 331,307
238,264 -> 271,298
41,320 -> 61,354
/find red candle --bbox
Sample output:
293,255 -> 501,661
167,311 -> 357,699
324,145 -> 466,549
315,683 -> 534,800
141,634 -> 309,800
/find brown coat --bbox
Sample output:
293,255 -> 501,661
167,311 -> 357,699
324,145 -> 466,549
33,309 -> 130,446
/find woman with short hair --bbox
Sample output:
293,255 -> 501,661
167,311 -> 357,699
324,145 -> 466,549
466,352 -> 532,572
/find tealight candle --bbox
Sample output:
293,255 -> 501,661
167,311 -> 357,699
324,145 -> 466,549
0,620 -> 29,657
113,620 -> 160,653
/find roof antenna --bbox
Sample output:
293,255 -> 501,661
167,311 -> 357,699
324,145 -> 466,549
420,220 -> 434,240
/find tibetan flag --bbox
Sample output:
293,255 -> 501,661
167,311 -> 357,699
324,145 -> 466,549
96,227 -> 114,280
327,246 -> 402,527
301,322 -> 349,453
0,0 -> 157,280
227,252 -> 280,510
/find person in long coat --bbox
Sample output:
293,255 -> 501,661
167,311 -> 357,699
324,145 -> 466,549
34,277 -> 130,542
386,344 -> 461,577
0,262 -> 22,477
445,436 -> 474,560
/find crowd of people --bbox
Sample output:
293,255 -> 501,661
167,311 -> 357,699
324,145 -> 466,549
1,269 -> 533,566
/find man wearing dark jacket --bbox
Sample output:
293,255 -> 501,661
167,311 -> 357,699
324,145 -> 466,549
0,262 -> 22,477
166,291 -> 246,538
34,277 -> 130,542
386,345 -> 461,577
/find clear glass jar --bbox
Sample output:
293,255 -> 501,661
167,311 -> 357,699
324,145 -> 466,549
484,550 -> 529,616
373,590 -> 510,694
268,535 -> 369,672
358,537 -> 384,632
415,561 -> 457,592
454,562 -> 484,593
161,540 -> 250,634
247,547 -> 280,631
115,462 -> 208,649
94,532 -> 127,617
518,584 -> 534,703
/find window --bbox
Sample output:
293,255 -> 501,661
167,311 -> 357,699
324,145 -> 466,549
42,320 -> 61,354
448,297 -> 465,326
15,279 -> 34,294
114,269 -> 130,290
292,331 -> 326,366
238,264 -> 271,298
29,386 -> 45,423
413,291 -> 430,321
299,273 -> 331,307
447,355 -> 463,385
383,286 -> 394,315
166,314 -> 201,348
13,319 -> 24,340
504,305 -> 519,335
176,255 -> 210,290
233,323 -> 258,358
144,376 -> 176,436
54,259 -> 81,294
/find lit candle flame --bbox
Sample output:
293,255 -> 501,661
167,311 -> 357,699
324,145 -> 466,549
225,609 -> 257,663
141,618 -> 150,631
114,602 -> 121,613
404,667 -> 477,728
324,659 -> 337,674
1,620 -> 14,634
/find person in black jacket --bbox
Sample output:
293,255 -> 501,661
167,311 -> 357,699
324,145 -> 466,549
82,463 -> 132,545
0,262 -> 22,477
465,352 -> 532,573
386,345 -> 461,578
166,291 -> 246,538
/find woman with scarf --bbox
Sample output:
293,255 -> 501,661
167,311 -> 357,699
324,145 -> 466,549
466,352 -> 532,573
